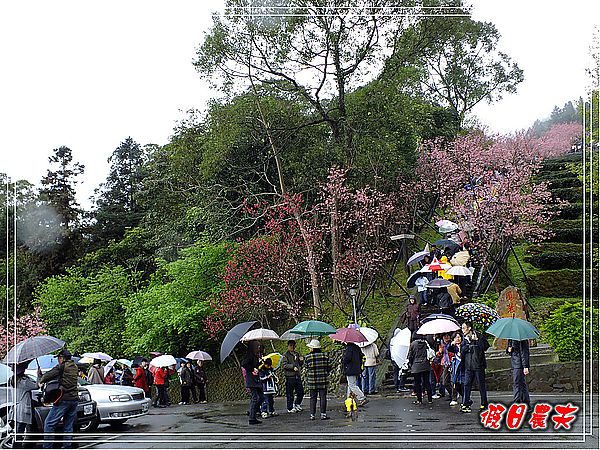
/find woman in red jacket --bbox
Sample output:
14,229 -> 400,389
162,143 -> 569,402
154,367 -> 168,407
133,363 -> 149,396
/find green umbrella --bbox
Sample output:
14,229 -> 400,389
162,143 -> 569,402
290,320 -> 336,336
486,317 -> 540,341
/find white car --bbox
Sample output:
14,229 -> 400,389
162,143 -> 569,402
78,381 -> 151,431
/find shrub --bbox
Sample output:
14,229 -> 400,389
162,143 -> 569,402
552,187 -> 583,202
523,252 -> 583,270
557,203 -> 583,220
541,301 -> 599,361
524,243 -> 582,255
527,269 -> 583,297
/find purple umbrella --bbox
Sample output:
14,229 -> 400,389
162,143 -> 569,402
329,327 -> 367,343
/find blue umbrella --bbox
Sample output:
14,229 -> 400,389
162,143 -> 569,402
220,321 -> 257,363
486,317 -> 540,340
27,354 -> 58,371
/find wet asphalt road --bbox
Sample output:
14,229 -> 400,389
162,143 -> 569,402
29,391 -> 599,449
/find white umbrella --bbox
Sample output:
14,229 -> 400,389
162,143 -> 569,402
446,266 -> 474,276
81,352 -> 112,362
279,329 -> 304,341
356,327 -> 379,348
436,220 -> 458,233
104,359 -> 116,374
417,318 -> 460,335
240,328 -> 279,342
116,358 -> 132,367
185,351 -> 213,361
150,354 -> 177,368
389,328 -> 412,369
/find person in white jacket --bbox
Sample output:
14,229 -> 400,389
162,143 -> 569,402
360,343 -> 380,395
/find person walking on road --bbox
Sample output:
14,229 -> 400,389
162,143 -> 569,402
460,321 -> 490,413
342,342 -> 368,406
304,339 -> 332,420
407,334 -> 433,405
282,340 -> 304,413
38,348 -> 79,449
360,342 -> 379,395
241,340 -> 264,425
508,339 -> 531,408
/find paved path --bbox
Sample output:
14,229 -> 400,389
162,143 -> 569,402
32,391 -> 600,449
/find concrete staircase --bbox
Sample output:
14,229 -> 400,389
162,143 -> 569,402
486,343 -> 559,371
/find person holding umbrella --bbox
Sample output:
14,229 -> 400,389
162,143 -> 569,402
142,359 -> 153,399
508,339 -> 531,408
38,348 -> 79,449
9,361 -> 38,449
342,341 -> 368,406
132,362 -> 149,397
193,360 -> 208,404
460,321 -> 490,413
241,340 -> 264,425
304,339 -> 332,420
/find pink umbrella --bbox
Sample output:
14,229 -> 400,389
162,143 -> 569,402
329,327 -> 367,343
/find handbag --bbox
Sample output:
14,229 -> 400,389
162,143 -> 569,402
42,364 -> 64,404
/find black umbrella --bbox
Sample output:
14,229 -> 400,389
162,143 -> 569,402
434,239 -> 460,249
427,278 -> 453,289
220,321 -> 257,363
406,270 -> 425,289
132,356 -> 145,366
3,336 -> 65,364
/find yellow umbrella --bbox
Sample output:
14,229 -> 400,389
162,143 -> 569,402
79,356 -> 94,364
261,352 -> 283,370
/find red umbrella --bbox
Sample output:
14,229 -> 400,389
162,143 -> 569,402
329,327 -> 367,343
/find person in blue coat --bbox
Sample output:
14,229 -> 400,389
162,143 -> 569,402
507,339 -> 531,408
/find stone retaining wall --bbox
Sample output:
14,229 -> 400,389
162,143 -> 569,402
486,361 -> 599,393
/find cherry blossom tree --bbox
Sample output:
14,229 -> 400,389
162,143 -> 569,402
0,307 -> 47,358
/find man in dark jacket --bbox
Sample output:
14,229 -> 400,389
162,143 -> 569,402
142,359 -> 153,399
38,348 -> 79,449
508,339 -> 531,407
282,340 -> 304,413
342,342 -> 367,406
460,321 -> 490,413
241,341 -> 264,425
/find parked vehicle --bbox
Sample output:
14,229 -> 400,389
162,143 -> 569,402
0,377 -> 96,448
77,381 -> 150,431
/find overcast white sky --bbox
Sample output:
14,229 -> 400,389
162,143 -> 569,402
1,0 -> 598,208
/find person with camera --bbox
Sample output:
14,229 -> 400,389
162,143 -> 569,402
38,348 -> 79,449
460,321 -> 490,413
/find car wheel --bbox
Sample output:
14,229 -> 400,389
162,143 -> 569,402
78,412 -> 99,432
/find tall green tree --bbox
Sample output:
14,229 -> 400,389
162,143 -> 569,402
34,146 -> 85,274
93,137 -> 148,246
386,15 -> 524,128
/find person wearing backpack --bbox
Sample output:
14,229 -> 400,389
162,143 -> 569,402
38,348 -> 79,449
460,321 -> 490,413
407,333 -> 433,405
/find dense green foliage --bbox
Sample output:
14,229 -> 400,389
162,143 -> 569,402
542,301 -> 599,361
123,240 -> 229,355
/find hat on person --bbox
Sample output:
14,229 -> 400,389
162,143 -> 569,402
306,339 -> 321,349
58,348 -> 72,359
